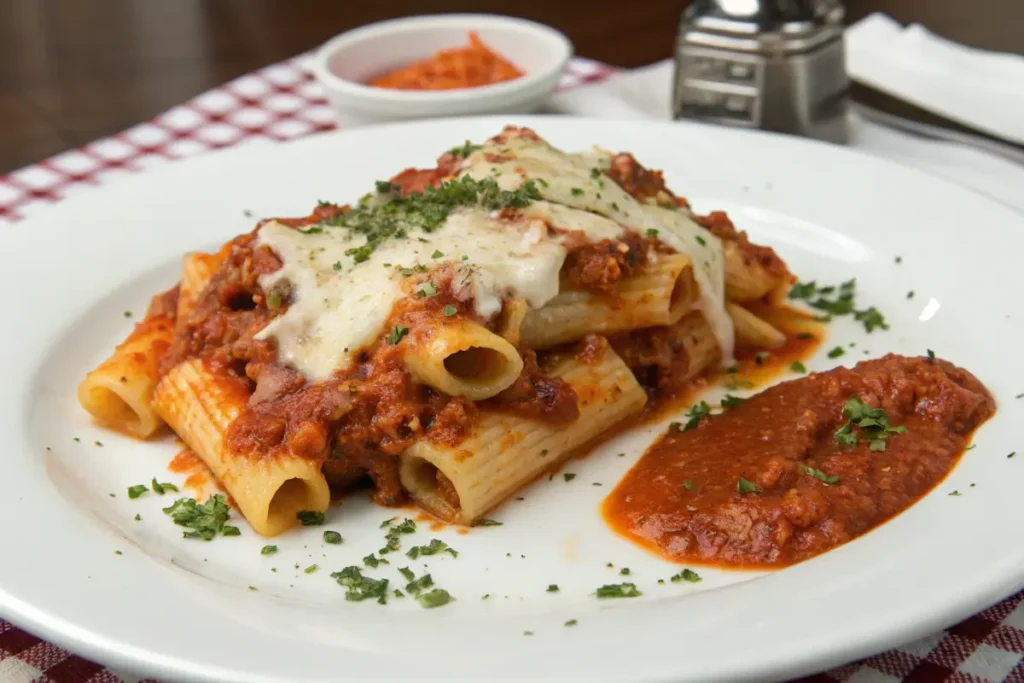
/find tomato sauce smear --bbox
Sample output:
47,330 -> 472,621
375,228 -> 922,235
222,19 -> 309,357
603,354 -> 995,569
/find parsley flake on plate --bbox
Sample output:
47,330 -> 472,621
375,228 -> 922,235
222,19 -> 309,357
163,494 -> 237,541
596,583 -> 642,599
296,510 -> 325,526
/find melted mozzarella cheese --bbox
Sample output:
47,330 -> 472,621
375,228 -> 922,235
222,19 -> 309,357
463,131 -> 734,361
256,208 -> 567,382
256,130 -> 734,382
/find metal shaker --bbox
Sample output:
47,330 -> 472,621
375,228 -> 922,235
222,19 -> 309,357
673,0 -> 850,143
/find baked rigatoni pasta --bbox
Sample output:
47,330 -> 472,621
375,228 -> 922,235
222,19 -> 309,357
78,289 -> 178,438
153,359 -> 330,536
399,338 -> 646,522
79,125 -> 807,534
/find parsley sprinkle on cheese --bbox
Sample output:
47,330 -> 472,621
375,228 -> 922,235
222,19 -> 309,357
570,187 -> 583,196
646,228 -> 659,237
431,249 -> 445,259
442,305 -> 458,317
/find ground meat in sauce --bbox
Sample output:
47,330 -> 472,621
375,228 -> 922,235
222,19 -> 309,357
603,354 -> 995,568
605,152 -> 687,208
695,211 -> 788,281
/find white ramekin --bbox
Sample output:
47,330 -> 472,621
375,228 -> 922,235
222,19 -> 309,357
311,14 -> 573,127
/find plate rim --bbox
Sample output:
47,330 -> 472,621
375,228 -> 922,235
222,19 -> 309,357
3,114 -> 1024,683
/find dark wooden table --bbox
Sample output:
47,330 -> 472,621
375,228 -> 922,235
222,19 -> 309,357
1,0 -> 1021,175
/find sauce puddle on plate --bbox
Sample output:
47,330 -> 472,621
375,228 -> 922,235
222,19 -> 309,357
603,354 -> 995,569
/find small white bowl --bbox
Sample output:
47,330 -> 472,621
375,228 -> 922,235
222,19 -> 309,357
311,14 -> 573,127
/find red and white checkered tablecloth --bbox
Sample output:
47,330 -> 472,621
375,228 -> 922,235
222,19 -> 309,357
2,53 -> 1024,683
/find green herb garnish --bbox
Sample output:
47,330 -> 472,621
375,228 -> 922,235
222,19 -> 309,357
472,519 -> 503,527
127,484 -> 148,499
827,346 -> 845,359
323,530 -> 343,544
736,477 -> 758,494
261,545 -> 278,555
406,538 -> 457,560
670,569 -> 701,583
387,325 -> 409,345
331,566 -> 389,603
442,305 -> 457,317
596,583 -> 641,598
683,400 -> 712,430
791,361 -> 807,373
720,394 -> 745,409
834,397 -> 906,450
162,494 -> 236,540
293,510 -> 324,526
799,463 -> 839,485
417,588 -> 453,609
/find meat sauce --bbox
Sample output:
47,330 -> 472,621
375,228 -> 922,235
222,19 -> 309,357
603,355 -> 995,568
164,133 -> 793,511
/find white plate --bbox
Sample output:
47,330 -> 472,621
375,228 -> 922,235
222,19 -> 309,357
2,116 -> 1023,683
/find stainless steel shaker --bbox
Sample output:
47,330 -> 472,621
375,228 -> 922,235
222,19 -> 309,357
673,0 -> 850,143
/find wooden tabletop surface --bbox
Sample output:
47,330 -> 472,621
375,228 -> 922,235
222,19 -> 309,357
1,0 -> 1022,175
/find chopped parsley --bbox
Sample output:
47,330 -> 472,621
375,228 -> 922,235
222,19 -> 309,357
163,494 -> 237,541
404,572 -> 434,595
563,473 -> 576,482
683,480 -> 694,490
1009,451 -> 1017,459
296,510 -> 325,526
682,400 -> 712,430
596,583 -> 641,598
590,168 -> 601,179
720,394 -> 745,409
418,589 -> 453,609
431,249 -> 445,259
134,514 -> 141,521
304,564 -> 319,574
127,484 -> 148,499
447,141 -> 480,157
907,291 -> 915,299
399,567 -> 415,582
799,463 -> 839,485
827,346 -> 845,359
570,187 -> 584,196
927,349 -> 936,363
323,530 -> 343,544
646,228 -> 659,237
695,235 -> 707,246
789,278 -> 887,332
261,545 -> 278,556
565,619 -> 578,627
834,397 -> 906,451
380,518 -> 416,554
619,568 -> 631,576
387,325 -> 409,345
406,538 -> 457,559
318,175 -> 542,263
547,584 -> 560,592
791,361 -> 807,373
331,566 -> 389,603
363,554 -> 388,568
416,282 -> 437,298
949,490 -> 962,497
670,569 -> 702,583
442,305 -> 458,317
736,477 -> 758,494
472,519 -> 503,527
150,478 -> 178,495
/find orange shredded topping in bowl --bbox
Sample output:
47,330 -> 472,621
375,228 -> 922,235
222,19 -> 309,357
368,32 -> 524,91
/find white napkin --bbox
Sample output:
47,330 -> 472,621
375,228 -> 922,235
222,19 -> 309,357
547,18 -> 1024,214
846,14 -> 1024,147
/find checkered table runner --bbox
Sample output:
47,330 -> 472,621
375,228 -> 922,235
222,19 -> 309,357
2,53 -> 1023,683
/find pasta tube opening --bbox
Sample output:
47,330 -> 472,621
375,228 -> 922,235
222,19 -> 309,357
266,477 -> 325,532
403,319 -> 524,400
